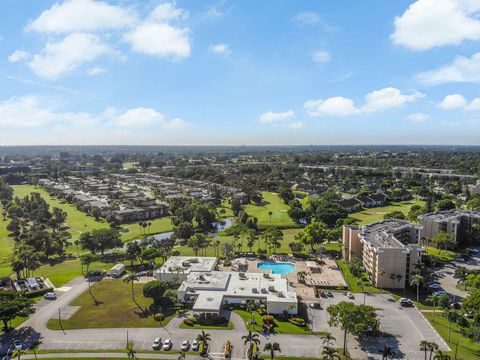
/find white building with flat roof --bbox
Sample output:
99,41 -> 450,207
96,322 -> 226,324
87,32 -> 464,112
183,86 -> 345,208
177,270 -> 298,316
155,256 -> 218,283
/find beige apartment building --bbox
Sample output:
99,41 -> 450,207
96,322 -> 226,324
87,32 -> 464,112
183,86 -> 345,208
343,219 -> 424,289
418,211 -> 480,248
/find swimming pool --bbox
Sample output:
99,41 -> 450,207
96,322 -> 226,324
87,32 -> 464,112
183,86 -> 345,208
256,262 -> 295,275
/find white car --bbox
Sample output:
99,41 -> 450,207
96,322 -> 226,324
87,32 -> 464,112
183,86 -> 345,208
181,340 -> 190,351
152,337 -> 161,350
44,292 -> 57,300
191,339 -> 199,351
163,339 -> 172,350
347,292 -> 355,299
13,340 -> 22,350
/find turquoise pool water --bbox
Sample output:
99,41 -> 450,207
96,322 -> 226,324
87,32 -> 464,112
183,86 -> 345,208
257,262 -> 295,275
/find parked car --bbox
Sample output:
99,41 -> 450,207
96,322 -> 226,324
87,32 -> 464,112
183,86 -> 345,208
400,298 -> 413,307
451,302 -> 462,310
309,302 -> 321,309
191,339 -> 199,351
181,340 -> 190,351
320,291 -> 327,298
433,290 -> 447,296
152,337 -> 161,350
163,339 -> 172,350
428,283 -> 441,290
327,291 -> 333,297
456,258 -> 466,263
44,292 -> 57,300
347,292 -> 355,299
13,340 -> 22,350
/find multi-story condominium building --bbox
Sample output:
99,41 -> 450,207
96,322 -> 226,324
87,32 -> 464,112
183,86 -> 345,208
418,211 -> 480,247
343,219 -> 424,289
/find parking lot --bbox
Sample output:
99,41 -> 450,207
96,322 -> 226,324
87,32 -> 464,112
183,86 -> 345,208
306,292 -> 449,360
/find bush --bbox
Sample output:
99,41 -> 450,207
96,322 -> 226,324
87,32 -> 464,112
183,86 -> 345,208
21,287 -> 54,298
262,314 -> 274,323
258,308 -> 266,315
183,318 -> 194,326
288,317 -> 306,327
154,312 -> 165,322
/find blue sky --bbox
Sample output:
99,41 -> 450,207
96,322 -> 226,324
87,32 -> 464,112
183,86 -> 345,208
1,0 -> 480,145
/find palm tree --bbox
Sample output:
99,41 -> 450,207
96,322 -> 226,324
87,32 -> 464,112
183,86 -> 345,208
320,333 -> 336,347
197,330 -> 211,355
30,341 -> 41,360
378,268 -> 385,292
428,342 -> 439,360
178,351 -> 186,360
433,350 -> 451,360
297,271 -> 308,283
410,274 -> 424,303
419,340 -> 430,360
11,349 -> 26,360
246,301 -> 258,325
126,341 -> 137,359
242,331 -> 260,359
264,342 -> 281,360
426,294 -> 440,322
378,345 -> 395,359
321,346 -> 340,360
268,210 -> 273,223
123,272 -> 143,311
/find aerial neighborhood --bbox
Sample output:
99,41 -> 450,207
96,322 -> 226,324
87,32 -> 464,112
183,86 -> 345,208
0,146 -> 479,360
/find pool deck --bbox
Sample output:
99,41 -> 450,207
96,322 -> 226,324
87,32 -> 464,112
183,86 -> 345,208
218,256 -> 347,301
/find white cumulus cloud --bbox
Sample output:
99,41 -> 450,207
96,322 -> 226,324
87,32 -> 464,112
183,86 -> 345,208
259,110 -> 295,123
26,0 -> 136,33
86,66 -> 105,76
8,50 -> 30,63
391,0 -> 480,50
304,87 -> 424,117
149,2 -> 188,22
28,32 -> 110,80
438,94 -> 467,109
416,52 -> 480,85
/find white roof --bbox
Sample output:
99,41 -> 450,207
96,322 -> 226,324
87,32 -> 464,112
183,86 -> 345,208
158,256 -> 217,275
193,292 -> 224,312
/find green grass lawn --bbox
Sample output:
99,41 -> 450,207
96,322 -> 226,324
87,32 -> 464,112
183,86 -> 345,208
425,246 -> 458,262
0,217 -> 14,277
348,199 -> 425,225
234,309 -> 312,335
175,228 -> 305,256
120,217 -> 173,242
336,259 -> 382,294
423,312 -> 480,360
245,192 -> 301,229
47,279 -> 177,329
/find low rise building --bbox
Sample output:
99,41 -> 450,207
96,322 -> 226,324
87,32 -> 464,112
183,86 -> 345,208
343,219 -> 424,289
156,256 -> 297,316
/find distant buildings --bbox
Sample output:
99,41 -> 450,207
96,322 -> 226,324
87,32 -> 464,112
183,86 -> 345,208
418,211 -> 480,247
343,219 -> 424,289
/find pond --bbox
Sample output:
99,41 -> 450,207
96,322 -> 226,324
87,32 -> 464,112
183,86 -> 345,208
151,217 -> 234,242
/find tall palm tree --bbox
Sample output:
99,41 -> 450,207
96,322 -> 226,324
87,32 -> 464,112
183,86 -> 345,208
426,294 -> 440,322
428,342 -> 439,360
321,346 -> 340,360
378,345 -> 395,359
197,330 -> 211,355
123,272 -> 143,311
320,333 -> 336,347
264,342 -> 281,360
126,341 -> 137,359
242,331 -> 260,359
419,340 -> 430,360
178,351 -> 186,360
410,274 -> 424,303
